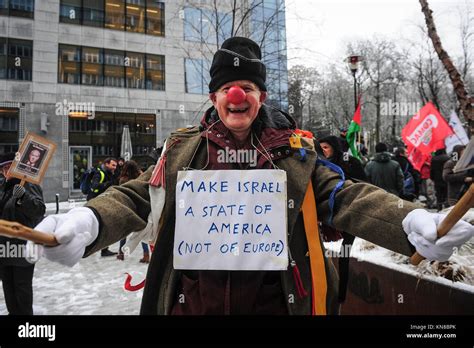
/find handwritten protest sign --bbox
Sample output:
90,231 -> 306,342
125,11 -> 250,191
174,170 -> 288,270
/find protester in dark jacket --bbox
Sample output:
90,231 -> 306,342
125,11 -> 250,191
319,135 -> 367,182
393,147 -> 417,201
86,158 -> 117,201
318,135 -> 367,302
365,143 -> 404,196
443,145 -> 471,206
430,149 -> 450,210
0,153 -> 45,315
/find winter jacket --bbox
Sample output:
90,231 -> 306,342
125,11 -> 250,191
319,135 -> 367,182
86,166 -> 115,201
0,178 -> 45,267
430,153 -> 450,186
84,105 -> 419,315
442,159 -> 468,205
394,155 -> 414,179
365,152 -> 404,196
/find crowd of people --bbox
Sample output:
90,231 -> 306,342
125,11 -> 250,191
327,133 -> 471,211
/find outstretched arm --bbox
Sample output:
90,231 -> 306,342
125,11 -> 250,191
313,163 -> 419,256
84,166 -> 154,256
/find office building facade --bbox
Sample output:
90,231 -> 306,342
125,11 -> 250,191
0,0 -> 288,201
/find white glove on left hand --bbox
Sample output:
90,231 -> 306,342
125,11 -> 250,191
402,209 -> 474,261
34,207 -> 99,267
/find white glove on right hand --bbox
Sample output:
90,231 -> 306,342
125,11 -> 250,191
34,207 -> 99,267
402,209 -> 474,261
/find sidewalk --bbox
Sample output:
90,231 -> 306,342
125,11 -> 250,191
45,199 -> 87,215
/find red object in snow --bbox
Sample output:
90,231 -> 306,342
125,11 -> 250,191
124,273 -> 146,291
226,86 -> 246,105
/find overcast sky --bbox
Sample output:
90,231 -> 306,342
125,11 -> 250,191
285,0 -> 471,69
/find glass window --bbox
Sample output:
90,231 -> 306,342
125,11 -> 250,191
185,58 -> 207,94
9,0 -> 34,18
263,5 -> 276,20
0,108 -> 19,154
0,37 -> 6,79
146,54 -> 164,90
60,0 -> 81,24
105,0 -> 124,31
83,0 -> 104,27
69,112 -> 157,168
0,0 -> 9,16
7,38 -> 32,81
104,49 -> 125,88
82,46 -> 103,86
58,44 -> 81,84
201,9 -> 216,45
146,0 -> 164,36
126,0 -> 145,33
263,0 -> 278,10
217,12 -> 232,45
184,7 -> 201,42
133,113 -> 155,162
125,52 -> 145,89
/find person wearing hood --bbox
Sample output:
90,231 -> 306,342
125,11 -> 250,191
319,135 -> 367,182
33,37 -> 473,315
318,135 -> 367,303
0,153 -> 45,315
365,142 -> 404,196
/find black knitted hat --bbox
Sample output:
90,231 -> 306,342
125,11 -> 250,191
209,37 -> 267,93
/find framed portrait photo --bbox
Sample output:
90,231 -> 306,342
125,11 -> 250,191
8,132 -> 57,185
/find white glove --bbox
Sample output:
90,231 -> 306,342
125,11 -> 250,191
402,209 -> 474,261
34,207 -> 99,267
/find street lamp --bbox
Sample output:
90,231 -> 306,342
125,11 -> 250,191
347,55 -> 362,112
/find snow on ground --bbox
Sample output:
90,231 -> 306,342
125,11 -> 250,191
325,237 -> 474,294
324,208 -> 474,295
0,242 -> 148,315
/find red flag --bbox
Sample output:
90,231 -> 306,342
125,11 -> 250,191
406,146 -> 431,172
401,102 -> 453,155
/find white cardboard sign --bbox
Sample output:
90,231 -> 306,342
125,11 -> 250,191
174,170 -> 288,270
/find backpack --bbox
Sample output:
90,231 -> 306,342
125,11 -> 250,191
402,163 -> 415,195
80,167 -> 102,195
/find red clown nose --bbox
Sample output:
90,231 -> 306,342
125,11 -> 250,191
226,86 -> 246,105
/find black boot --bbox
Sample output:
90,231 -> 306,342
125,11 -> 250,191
101,248 -> 117,257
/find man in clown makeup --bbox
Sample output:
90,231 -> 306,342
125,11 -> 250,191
34,37 -> 473,315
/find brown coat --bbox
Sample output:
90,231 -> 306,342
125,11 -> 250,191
85,108 -> 419,315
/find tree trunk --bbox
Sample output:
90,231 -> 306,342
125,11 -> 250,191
419,0 -> 474,133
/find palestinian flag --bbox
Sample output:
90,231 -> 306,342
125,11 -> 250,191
346,96 -> 362,160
